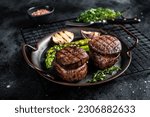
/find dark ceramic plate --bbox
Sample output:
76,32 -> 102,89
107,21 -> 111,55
22,25 -> 138,86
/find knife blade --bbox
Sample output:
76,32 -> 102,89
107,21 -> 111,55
65,18 -> 141,27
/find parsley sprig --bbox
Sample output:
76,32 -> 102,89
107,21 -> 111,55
77,7 -> 121,23
89,66 -> 121,83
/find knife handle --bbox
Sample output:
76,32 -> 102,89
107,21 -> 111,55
108,18 -> 141,24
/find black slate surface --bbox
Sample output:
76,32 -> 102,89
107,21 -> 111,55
0,0 -> 150,99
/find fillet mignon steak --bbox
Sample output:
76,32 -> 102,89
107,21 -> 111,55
89,35 -> 121,69
54,46 -> 89,82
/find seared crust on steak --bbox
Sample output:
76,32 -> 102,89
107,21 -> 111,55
90,51 -> 120,69
53,62 -> 88,82
89,35 -> 122,55
54,46 -> 89,82
89,35 -> 121,69
56,46 -> 89,69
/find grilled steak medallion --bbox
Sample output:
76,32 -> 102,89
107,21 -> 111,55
89,35 -> 121,69
54,46 -> 89,82
56,46 -> 89,69
89,35 -> 122,55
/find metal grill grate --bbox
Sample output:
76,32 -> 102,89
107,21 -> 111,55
20,19 -> 150,75
21,21 -> 66,46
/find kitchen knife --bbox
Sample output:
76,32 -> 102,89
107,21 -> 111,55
65,18 -> 141,27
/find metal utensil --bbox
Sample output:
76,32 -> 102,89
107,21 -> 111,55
65,18 -> 141,27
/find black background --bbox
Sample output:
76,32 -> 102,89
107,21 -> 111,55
0,0 -> 150,99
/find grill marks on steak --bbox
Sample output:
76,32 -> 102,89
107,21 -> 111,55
52,32 -> 121,81
54,46 -> 89,82
56,46 -> 89,69
89,35 -> 121,69
89,35 -> 122,55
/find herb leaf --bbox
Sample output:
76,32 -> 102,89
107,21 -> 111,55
77,7 -> 121,23
89,66 -> 121,83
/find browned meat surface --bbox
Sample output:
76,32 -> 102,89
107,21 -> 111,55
56,46 -> 89,69
89,35 -> 121,69
90,51 -> 120,69
54,46 -> 89,82
53,62 -> 88,82
89,35 -> 122,55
